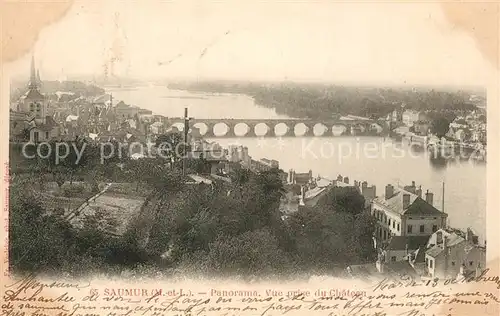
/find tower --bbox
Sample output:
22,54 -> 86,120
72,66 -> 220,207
28,55 -> 38,90
36,69 -> 42,87
19,54 -> 47,122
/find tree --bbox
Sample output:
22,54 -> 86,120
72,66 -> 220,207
156,132 -> 190,169
430,117 -> 452,138
125,159 -> 157,192
206,229 -> 293,277
317,186 -> 365,216
288,207 -> 355,270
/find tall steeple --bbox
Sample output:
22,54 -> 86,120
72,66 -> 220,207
36,69 -> 42,86
28,54 -> 38,90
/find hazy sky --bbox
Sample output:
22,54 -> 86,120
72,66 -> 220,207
6,0 -> 492,86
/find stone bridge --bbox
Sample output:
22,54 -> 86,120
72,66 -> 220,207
162,118 -> 377,138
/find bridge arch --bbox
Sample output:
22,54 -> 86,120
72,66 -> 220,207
213,123 -> 230,137
254,123 -> 270,137
193,123 -> 208,136
313,123 -> 328,136
294,123 -> 308,136
274,123 -> 289,137
234,123 -> 250,137
332,124 -> 347,136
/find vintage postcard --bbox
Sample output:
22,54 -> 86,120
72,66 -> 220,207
1,1 -> 499,315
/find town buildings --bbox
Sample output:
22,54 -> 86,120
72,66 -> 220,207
10,56 -> 60,142
402,110 -> 428,127
425,228 -> 486,279
371,182 -> 448,243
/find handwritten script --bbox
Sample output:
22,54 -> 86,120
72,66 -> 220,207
2,272 -> 499,316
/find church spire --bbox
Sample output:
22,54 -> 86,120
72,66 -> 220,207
36,69 -> 41,86
28,54 -> 38,90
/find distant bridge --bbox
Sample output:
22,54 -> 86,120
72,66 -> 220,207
162,117 -> 378,138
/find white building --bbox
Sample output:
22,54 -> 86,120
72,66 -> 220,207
371,183 -> 448,243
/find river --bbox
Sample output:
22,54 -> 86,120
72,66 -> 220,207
107,85 -> 487,242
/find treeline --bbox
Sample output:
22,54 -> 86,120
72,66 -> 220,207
10,164 -> 376,279
10,80 -> 105,101
168,81 -> 476,119
10,134 -> 376,279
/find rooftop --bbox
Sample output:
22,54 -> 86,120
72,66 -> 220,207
426,233 -> 466,258
347,261 -> 418,280
374,188 -> 444,217
386,235 -> 431,251
22,89 -> 45,100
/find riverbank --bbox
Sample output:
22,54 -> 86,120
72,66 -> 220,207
108,85 -> 486,242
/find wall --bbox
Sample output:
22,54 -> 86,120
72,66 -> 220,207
384,249 -> 409,263
404,216 -> 446,236
372,204 -> 403,241
425,242 -> 486,278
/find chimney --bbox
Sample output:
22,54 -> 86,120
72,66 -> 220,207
308,169 -> 313,181
292,170 -> 296,184
443,236 -> 448,251
412,181 -> 416,187
385,184 -> 394,199
416,186 -> 422,198
466,228 -> 474,243
354,180 -> 359,187
337,175 -> 343,182
288,169 -> 293,183
301,185 -> 306,201
425,190 -> 434,205
436,231 -> 443,244
343,177 -> 349,184
403,194 -> 411,209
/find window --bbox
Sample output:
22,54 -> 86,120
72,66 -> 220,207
420,225 -> 425,233
432,225 -> 438,233
429,260 -> 433,268
33,131 -> 39,143
397,223 -> 400,231
469,261 -> 473,266
451,262 -> 455,266
407,225 -> 413,233
45,131 -> 49,139
392,221 -> 395,229
388,219 -> 391,226
383,230 -> 386,240
391,256 -> 396,262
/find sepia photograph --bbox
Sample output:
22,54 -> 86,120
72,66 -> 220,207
1,1 -> 498,315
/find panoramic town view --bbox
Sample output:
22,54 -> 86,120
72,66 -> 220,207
9,55 -> 487,281
7,2 -> 487,285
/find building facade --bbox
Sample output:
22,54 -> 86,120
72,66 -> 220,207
372,183 -> 448,243
425,228 -> 486,279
